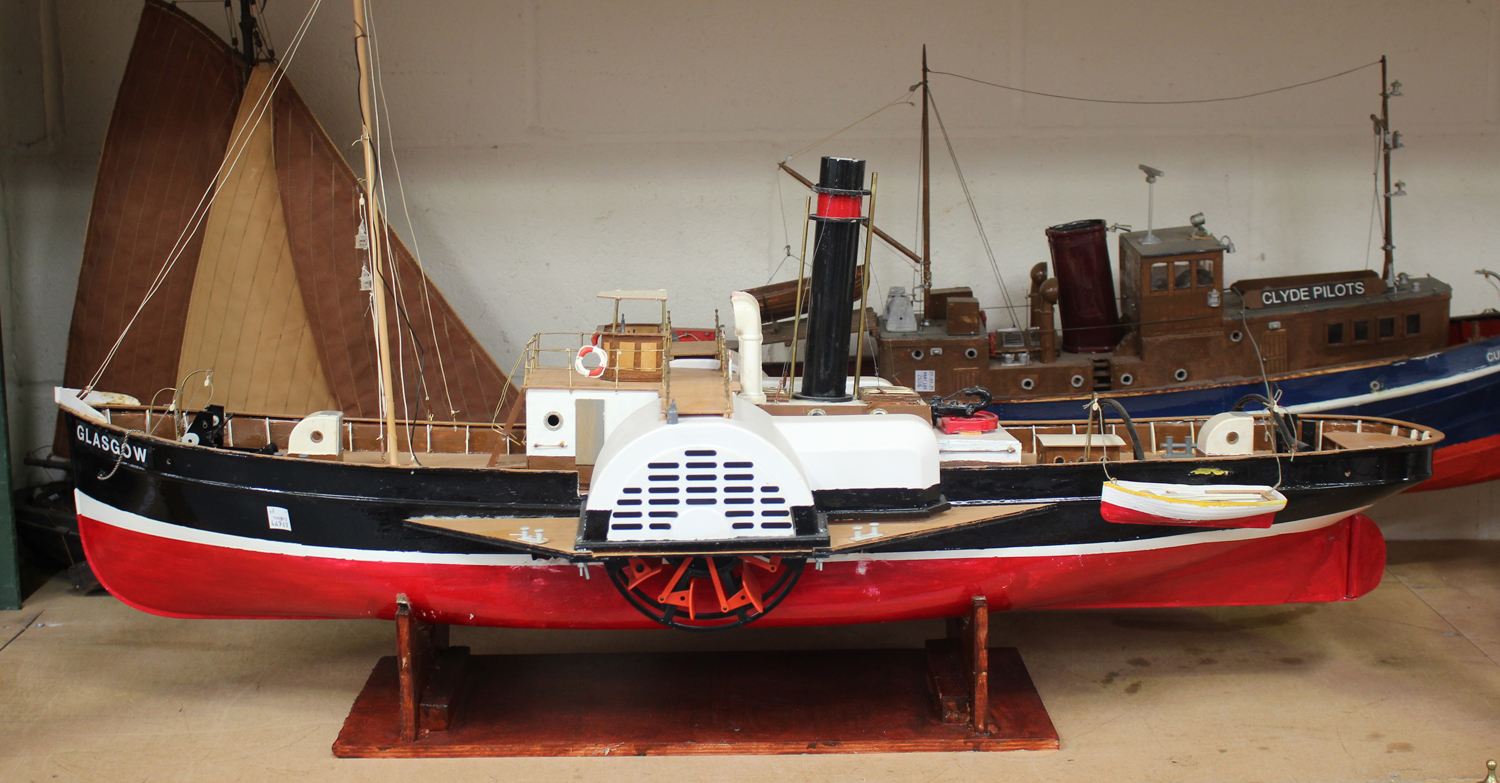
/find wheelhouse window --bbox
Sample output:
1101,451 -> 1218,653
1378,317 -> 1395,339
1406,313 -> 1421,336
1327,322 -> 1344,345
1196,258 -> 1214,287
1150,262 -> 1168,292
1353,320 -> 1369,342
1173,260 -> 1192,289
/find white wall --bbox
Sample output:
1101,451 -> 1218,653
2,0 -> 1498,535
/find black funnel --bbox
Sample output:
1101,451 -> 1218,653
796,156 -> 868,402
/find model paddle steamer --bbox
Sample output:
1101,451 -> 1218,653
63,155 -> 1440,631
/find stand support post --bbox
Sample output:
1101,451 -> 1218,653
395,595 -> 466,742
395,597 -> 435,742
338,592 -> 1053,755
969,596 -> 989,734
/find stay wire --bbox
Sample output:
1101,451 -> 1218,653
767,171 -> 795,285
368,0 -> 459,422
926,86 -> 1019,328
363,0 -> 409,436
366,0 -> 434,465
83,0 -> 326,395
1239,308 -> 1286,489
253,0 -> 276,60
782,88 -> 916,163
928,60 -> 1381,105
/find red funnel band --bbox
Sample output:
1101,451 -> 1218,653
817,193 -> 863,219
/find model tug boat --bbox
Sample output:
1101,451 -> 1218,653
769,52 -> 1500,493
63,155 -> 1440,632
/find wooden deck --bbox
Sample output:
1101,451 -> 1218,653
525,365 -> 734,416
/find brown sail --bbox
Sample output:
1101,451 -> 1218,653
60,1 -> 241,427
60,0 -> 513,452
273,79 -> 510,423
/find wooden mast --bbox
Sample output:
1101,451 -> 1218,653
1378,55 -> 1396,286
352,0 -> 400,466
920,45 -> 932,319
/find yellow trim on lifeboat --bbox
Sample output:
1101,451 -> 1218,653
1104,480 -> 1283,510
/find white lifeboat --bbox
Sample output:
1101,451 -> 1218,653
1100,479 -> 1287,529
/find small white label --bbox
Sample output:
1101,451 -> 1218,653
929,347 -> 943,356
914,370 -> 936,392
267,506 -> 291,531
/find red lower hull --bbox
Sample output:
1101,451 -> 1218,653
78,506 -> 1388,629
1416,433 -> 1500,492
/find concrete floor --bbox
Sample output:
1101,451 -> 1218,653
0,541 -> 1495,783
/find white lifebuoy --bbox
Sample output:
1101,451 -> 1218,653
574,344 -> 608,378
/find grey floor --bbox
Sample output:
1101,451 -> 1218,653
0,540 -> 1495,783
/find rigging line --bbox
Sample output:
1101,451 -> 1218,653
366,0 -> 428,463
765,173 -> 795,285
252,0 -> 277,59
928,60 -> 1381,105
368,0 -> 458,421
83,0 -> 326,394
366,0 -> 417,439
913,125 -> 922,280
782,88 -> 916,163
776,222 -> 834,392
373,262 -> 435,458
88,0 -> 323,388
490,350 -> 528,448
1234,311 -> 1286,488
1364,127 -> 1382,270
774,168 -> 791,265
764,245 -> 794,286
927,86 -> 1020,328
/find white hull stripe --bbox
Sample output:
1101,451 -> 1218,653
1283,357 -> 1500,414
76,491 -> 542,567
76,490 -> 1364,566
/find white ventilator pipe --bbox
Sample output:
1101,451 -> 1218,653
729,292 -> 767,404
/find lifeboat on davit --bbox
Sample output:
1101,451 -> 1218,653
1100,479 -> 1288,529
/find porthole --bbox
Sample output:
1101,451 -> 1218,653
544,412 -> 564,430
1053,455 -> 1066,464
910,349 -> 925,361
871,408 -> 887,415
309,430 -> 324,443
964,347 -> 979,359
1173,368 -> 1189,382
1230,331 -> 1243,343
1021,378 -> 1035,391
808,408 -> 826,416
1119,373 -> 1133,386
1370,380 -> 1383,392
1070,374 -> 1085,388
1225,431 -> 1240,445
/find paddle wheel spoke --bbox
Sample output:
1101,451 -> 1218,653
621,558 -> 662,591
605,555 -> 805,631
740,555 -> 782,574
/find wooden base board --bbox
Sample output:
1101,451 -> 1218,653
333,645 -> 1058,757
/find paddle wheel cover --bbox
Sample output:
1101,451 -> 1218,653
604,555 -> 806,632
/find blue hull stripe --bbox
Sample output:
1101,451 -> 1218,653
989,335 -> 1500,448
